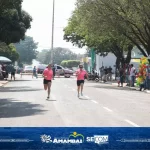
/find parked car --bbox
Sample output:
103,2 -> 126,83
23,66 -> 33,73
36,64 -> 47,74
63,68 -> 74,78
55,65 -> 74,78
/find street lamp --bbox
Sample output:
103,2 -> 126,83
50,0 -> 55,64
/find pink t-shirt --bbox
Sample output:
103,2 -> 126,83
76,69 -> 87,80
43,68 -> 53,80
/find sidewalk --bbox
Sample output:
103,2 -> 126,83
0,80 -> 9,87
99,80 -> 150,94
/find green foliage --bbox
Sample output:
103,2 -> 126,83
0,0 -> 32,44
75,0 -> 150,56
14,36 -> 38,64
0,42 -> 19,62
37,47 -> 78,65
64,0 -> 150,69
61,60 -> 68,67
64,2 -> 134,68
61,60 -> 80,68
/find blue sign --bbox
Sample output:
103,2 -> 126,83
0,127 -> 149,149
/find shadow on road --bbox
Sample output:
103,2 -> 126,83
88,84 -> 135,91
0,98 -> 47,118
0,86 -> 42,92
46,99 -> 57,101
79,97 -> 90,100
12,80 -> 34,82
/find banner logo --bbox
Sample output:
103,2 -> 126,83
40,132 -> 84,144
86,135 -> 109,145
40,134 -> 52,143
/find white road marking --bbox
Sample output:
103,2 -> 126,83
103,107 -> 113,112
91,100 -> 98,104
125,119 -> 140,127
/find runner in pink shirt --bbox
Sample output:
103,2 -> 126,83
43,64 -> 53,99
76,64 -> 88,97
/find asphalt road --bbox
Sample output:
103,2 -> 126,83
0,75 -> 150,127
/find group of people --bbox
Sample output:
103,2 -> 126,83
116,63 -> 150,90
99,66 -> 113,82
0,64 -> 16,80
116,64 -> 136,87
42,64 -> 87,99
139,65 -> 150,91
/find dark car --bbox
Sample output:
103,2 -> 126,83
36,64 -> 47,74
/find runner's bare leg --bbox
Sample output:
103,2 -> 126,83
47,82 -> 51,98
81,83 -> 84,95
77,86 -> 80,96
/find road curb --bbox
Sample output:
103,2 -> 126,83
99,81 -> 139,90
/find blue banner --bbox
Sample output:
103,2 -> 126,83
0,127 -> 150,150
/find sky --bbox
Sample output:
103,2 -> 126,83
22,0 -> 86,54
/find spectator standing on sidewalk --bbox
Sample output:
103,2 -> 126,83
125,64 -> 131,86
32,66 -> 38,79
139,78 -> 146,91
10,65 -> 16,80
104,67 -> 108,82
145,64 -> 150,90
119,67 -> 124,87
100,66 -> 104,80
116,69 -> 120,87
108,66 -> 112,81
130,64 -> 136,87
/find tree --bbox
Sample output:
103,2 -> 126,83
0,0 -> 22,13
14,36 -> 38,64
0,42 -> 19,62
61,60 -> 80,68
67,60 -> 80,68
37,47 -> 78,65
76,0 -> 150,56
64,6 -> 133,68
0,0 -> 32,44
61,60 -> 68,67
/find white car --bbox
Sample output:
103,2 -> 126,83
23,66 -> 33,73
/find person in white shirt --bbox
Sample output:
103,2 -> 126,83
130,64 -> 136,87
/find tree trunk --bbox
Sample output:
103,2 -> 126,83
115,57 -> 120,80
125,45 -> 132,64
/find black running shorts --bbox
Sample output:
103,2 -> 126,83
77,80 -> 84,86
43,79 -> 51,84
11,72 -> 15,76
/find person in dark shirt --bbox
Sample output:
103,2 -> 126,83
119,67 -> 124,87
108,66 -> 112,81
10,65 -> 16,80
103,67 -> 108,82
52,65 -> 55,80
32,66 -> 38,79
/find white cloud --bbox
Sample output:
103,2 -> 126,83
22,0 -> 86,54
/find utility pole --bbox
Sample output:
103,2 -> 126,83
50,0 -> 55,64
